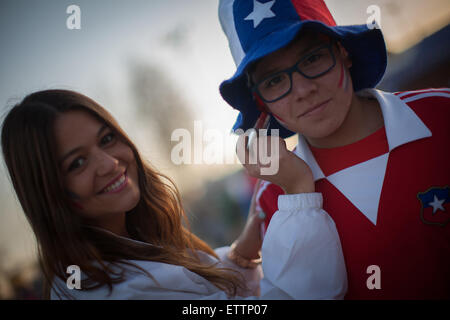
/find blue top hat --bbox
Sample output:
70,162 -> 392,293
219,0 -> 387,138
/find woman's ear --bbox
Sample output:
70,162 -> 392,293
337,42 -> 352,68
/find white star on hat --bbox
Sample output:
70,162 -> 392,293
428,195 -> 446,214
245,0 -> 276,28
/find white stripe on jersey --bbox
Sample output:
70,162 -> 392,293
396,88 -> 450,98
402,92 -> 450,103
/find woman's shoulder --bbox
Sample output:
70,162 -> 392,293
50,259 -> 224,300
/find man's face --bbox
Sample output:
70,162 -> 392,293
251,33 -> 354,140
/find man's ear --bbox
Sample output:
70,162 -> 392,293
337,42 -> 352,68
253,92 -> 270,113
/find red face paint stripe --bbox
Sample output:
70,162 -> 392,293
272,114 -> 285,122
254,112 -> 269,128
343,65 -> 349,90
338,62 -> 344,88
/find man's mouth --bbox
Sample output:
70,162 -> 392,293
299,99 -> 331,118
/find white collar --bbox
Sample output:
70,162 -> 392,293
294,89 -> 432,181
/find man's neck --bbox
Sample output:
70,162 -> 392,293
306,94 -> 384,149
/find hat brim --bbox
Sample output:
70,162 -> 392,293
220,21 -> 387,138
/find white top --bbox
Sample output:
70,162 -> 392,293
51,193 -> 347,299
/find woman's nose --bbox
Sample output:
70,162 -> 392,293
95,150 -> 119,176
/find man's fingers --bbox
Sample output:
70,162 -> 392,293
236,131 -> 259,168
236,133 -> 249,165
237,133 -> 292,179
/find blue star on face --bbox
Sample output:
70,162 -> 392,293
245,0 -> 276,28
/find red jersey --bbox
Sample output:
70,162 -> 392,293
256,88 -> 450,299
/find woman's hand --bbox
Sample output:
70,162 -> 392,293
236,133 -> 314,194
231,179 -> 265,260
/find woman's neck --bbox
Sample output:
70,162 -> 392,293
306,94 -> 384,149
89,212 -> 130,238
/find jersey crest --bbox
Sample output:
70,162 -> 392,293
417,186 -> 450,227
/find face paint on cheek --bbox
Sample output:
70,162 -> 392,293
338,63 -> 344,87
67,190 -> 84,209
272,113 -> 289,126
338,62 -> 349,91
67,191 -> 80,199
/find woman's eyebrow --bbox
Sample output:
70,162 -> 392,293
59,124 -> 108,165
97,124 -> 108,138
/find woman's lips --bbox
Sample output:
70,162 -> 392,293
299,99 -> 331,118
99,171 -> 128,195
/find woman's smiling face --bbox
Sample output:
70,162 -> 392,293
54,110 -> 140,225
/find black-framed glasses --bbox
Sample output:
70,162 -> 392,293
252,41 -> 337,103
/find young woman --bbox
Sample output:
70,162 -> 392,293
1,89 -> 346,299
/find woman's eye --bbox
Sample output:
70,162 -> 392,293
100,132 -> 115,146
68,157 -> 85,171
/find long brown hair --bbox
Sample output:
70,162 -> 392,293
1,89 -> 245,299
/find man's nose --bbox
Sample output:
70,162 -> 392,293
290,70 -> 317,99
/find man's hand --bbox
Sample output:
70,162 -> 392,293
236,134 -> 314,194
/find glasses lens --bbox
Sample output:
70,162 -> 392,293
297,46 -> 334,78
257,72 -> 290,102
255,44 -> 335,102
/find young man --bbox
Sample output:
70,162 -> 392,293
218,0 -> 450,299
